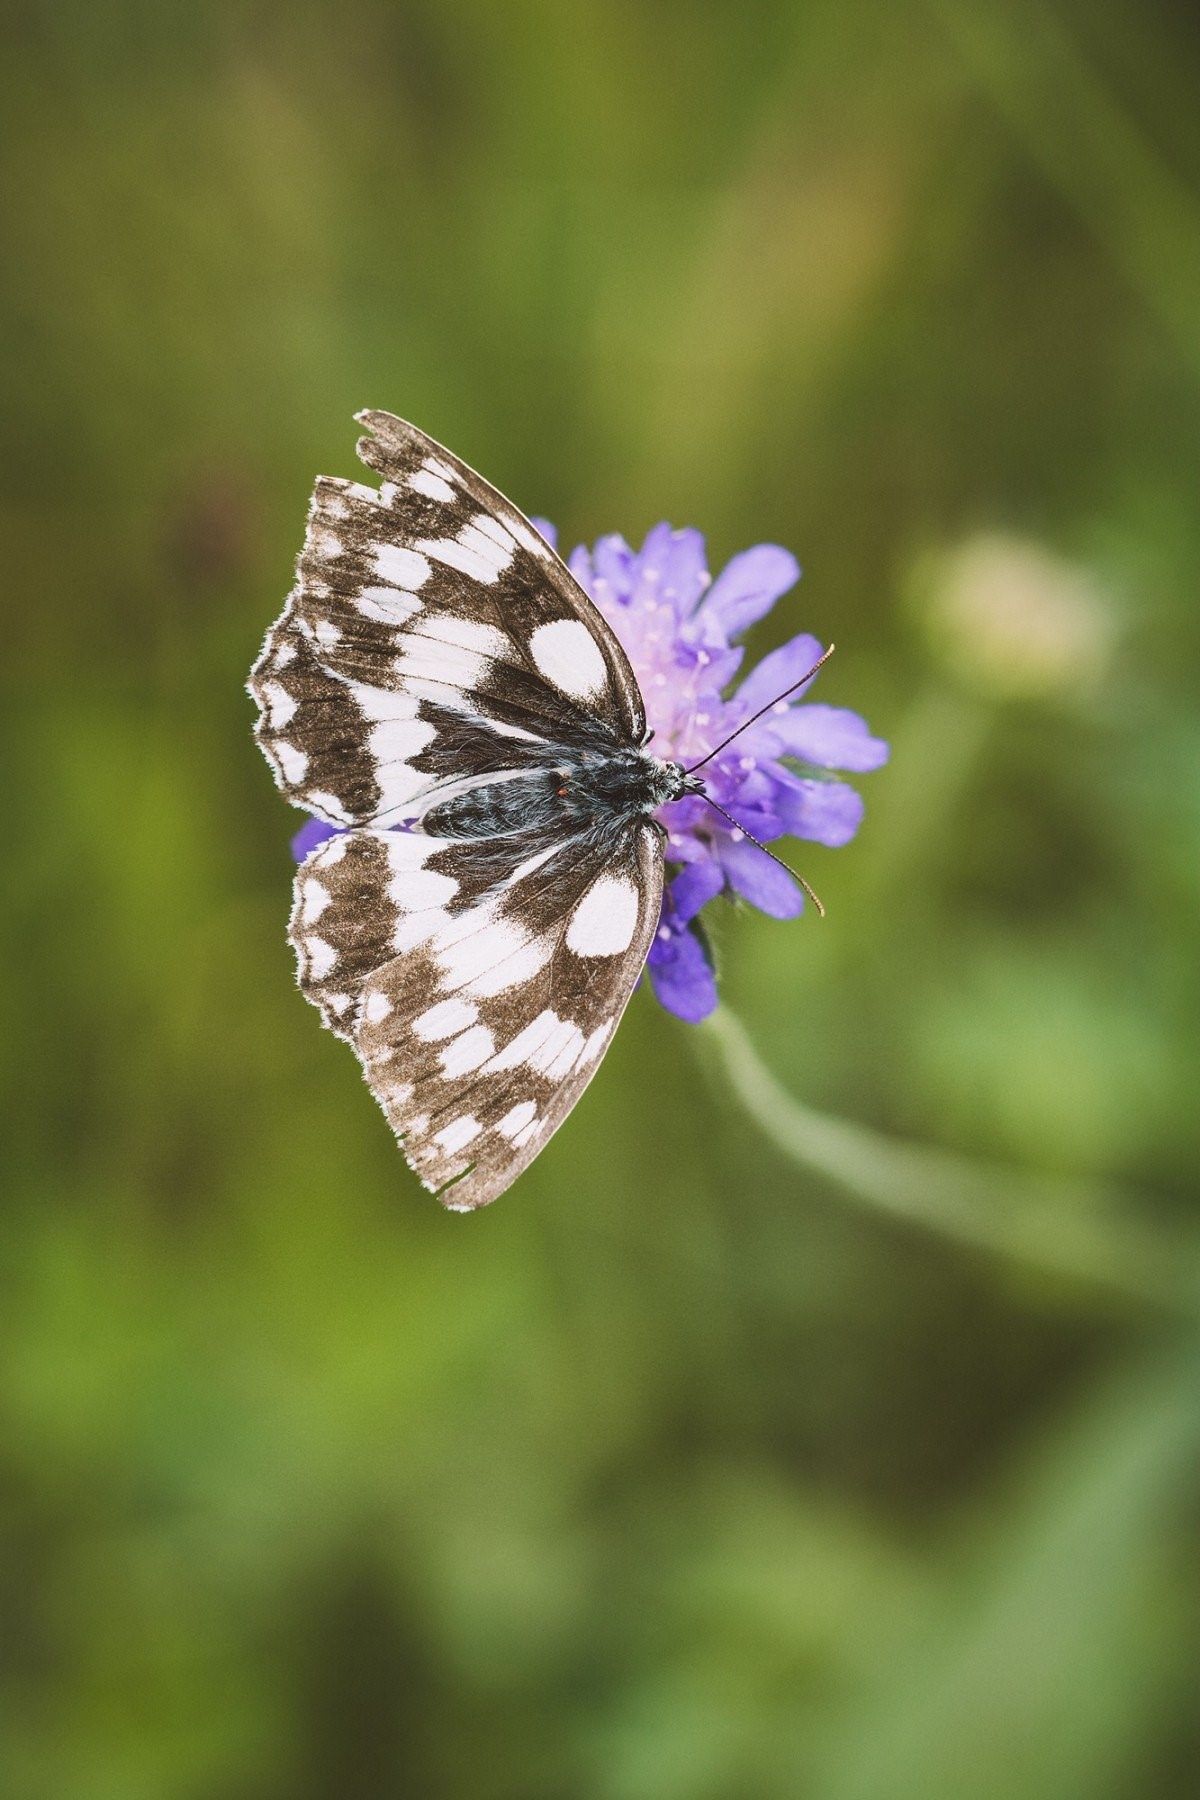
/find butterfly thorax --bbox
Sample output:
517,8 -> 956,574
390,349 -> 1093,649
421,748 -> 699,842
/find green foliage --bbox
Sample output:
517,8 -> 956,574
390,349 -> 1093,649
3,0 -> 1199,1793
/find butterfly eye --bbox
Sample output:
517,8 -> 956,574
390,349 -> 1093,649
556,783 -> 569,798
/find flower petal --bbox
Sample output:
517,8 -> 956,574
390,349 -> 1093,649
647,923 -> 718,1022
633,524 -> 709,617
772,703 -> 889,771
690,642 -> 745,690
735,632 -> 825,714
771,770 -> 865,847
718,833 -> 804,917
669,858 -> 725,926
717,801 -> 783,840
292,816 -> 341,861
591,532 -> 637,601
529,516 -> 557,551
697,544 -> 801,638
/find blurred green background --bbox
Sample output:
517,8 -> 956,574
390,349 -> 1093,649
4,1 -> 1200,1795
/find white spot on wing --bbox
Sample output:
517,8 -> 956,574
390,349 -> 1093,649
506,515 -> 554,560
566,874 -> 640,957
356,586 -> 422,625
276,741 -> 309,783
374,543 -> 432,589
496,1101 -> 537,1141
394,636 -> 488,691
436,916 -> 529,988
298,879 -> 330,924
388,865 -> 459,910
391,907 -> 450,953
351,685 -> 420,724
439,1025 -> 495,1078
489,1009 -> 563,1073
408,615 -> 509,658
472,515 -> 518,555
435,1115 -> 483,1155
409,466 -> 456,504
462,933 -> 552,999
384,833 -> 446,872
304,936 -> 337,978
363,990 -> 392,1023
413,997 -> 479,1042
529,1016 -> 584,1077
528,619 -> 609,701
307,789 -> 354,823
415,514 -> 515,584
263,682 -> 297,728
579,1021 -> 615,1066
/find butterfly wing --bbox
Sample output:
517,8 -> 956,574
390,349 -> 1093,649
291,818 -> 663,1210
249,412 -> 646,826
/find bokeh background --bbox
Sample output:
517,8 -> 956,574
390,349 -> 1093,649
5,1 -> 1200,1794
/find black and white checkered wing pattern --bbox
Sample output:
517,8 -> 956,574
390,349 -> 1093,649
249,412 -> 645,825
291,821 -> 663,1210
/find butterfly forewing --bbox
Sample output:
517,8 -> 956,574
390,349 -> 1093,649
250,414 -> 645,825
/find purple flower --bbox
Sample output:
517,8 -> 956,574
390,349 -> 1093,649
290,519 -> 887,1027
561,523 -> 887,1021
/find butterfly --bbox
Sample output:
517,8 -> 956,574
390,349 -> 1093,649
248,411 -> 718,1211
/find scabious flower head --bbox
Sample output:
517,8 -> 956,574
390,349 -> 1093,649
552,521 -> 888,1022
291,519 -> 888,1026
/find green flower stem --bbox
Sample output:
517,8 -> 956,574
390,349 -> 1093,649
699,1007 -> 1197,1314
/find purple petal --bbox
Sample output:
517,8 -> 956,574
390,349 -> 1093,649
660,528 -> 710,618
591,533 -> 637,601
730,765 -> 777,806
717,802 -> 783,840
772,704 -> 889,772
529,516 -> 557,551
292,816 -> 341,862
690,642 -> 745,689
647,924 -> 718,1023
696,544 -> 801,639
669,858 -> 725,926
735,633 -> 825,715
632,524 -> 709,617
718,834 -> 804,918
771,770 -> 865,847
661,828 -> 708,864
658,794 -> 710,837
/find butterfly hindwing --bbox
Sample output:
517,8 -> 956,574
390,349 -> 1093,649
249,414 -> 646,826
291,820 -> 663,1209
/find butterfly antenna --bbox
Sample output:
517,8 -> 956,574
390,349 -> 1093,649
698,793 -> 826,918
683,643 -> 836,776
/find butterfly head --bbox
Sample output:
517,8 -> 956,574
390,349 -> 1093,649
651,759 -> 708,806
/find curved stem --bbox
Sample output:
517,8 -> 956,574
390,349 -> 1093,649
699,1008 -> 1197,1315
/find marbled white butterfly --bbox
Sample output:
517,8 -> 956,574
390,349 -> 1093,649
249,412 -> 815,1211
